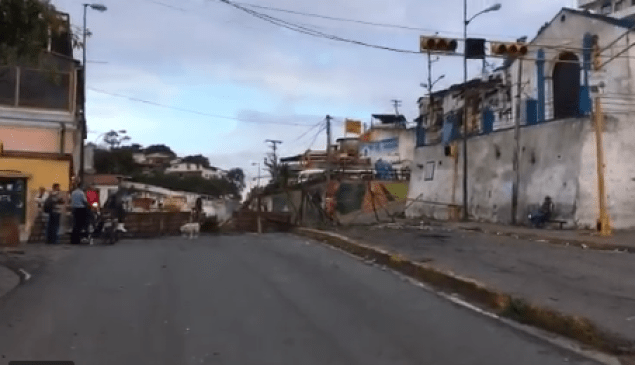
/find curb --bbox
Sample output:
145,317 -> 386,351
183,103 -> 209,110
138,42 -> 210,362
295,227 -> 635,361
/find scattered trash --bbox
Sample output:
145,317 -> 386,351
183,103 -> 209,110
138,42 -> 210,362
581,244 -> 588,250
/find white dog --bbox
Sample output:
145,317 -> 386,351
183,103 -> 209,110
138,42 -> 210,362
180,222 -> 200,239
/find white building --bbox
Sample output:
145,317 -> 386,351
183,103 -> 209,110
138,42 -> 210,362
407,7 -> 635,229
165,160 -> 225,180
359,114 -> 416,172
579,0 -> 635,20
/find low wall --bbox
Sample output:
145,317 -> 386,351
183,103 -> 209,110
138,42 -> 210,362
123,212 -> 191,237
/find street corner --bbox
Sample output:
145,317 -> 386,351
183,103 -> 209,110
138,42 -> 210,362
0,264 -> 20,300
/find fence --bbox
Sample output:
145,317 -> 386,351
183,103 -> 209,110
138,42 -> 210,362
0,65 -> 75,112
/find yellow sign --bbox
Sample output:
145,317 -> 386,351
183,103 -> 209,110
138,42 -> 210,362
345,119 -> 362,135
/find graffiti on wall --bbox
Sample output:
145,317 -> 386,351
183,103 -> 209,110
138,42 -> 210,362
360,138 -> 399,158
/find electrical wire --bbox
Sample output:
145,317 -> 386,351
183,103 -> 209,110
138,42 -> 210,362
216,0 -> 421,54
142,0 -> 188,11
88,87 -> 319,127
306,124 -> 327,151
293,120 -> 325,142
233,1 -> 605,44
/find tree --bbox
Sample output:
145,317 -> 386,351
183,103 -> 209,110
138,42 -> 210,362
0,0 -> 71,65
94,148 -> 136,175
144,144 -> 176,157
226,168 -> 245,190
103,131 -> 131,150
181,154 -> 211,168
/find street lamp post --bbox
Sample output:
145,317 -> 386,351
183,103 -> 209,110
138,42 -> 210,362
80,3 -> 107,185
252,162 -> 261,189
462,2 -> 501,221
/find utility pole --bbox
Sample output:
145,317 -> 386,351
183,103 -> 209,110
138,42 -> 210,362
511,56 -> 524,225
325,115 -> 332,187
462,0 -> 469,221
265,139 -> 282,181
391,99 -> 402,116
592,35 -> 612,236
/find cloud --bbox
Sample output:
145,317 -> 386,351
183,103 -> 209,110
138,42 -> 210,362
53,0 -> 573,176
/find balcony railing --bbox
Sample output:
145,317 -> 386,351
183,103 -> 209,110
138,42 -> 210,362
0,65 -> 76,112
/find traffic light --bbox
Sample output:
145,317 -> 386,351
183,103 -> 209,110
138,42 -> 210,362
490,42 -> 528,57
420,36 -> 458,52
465,38 -> 486,59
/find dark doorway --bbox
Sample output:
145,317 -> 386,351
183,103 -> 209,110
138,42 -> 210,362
553,52 -> 581,119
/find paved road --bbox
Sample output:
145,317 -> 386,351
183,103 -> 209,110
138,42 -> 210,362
0,234 -> 599,365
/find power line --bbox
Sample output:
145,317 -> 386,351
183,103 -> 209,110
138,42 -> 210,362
87,87 -> 317,127
235,2 -> 441,33
215,0 -> 420,54
233,1 -> 595,43
307,124 -> 327,151
142,0 -> 188,11
293,120 -> 325,142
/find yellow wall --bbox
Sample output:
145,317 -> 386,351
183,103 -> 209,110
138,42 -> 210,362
0,157 -> 71,241
0,157 -> 71,191
0,126 -> 75,154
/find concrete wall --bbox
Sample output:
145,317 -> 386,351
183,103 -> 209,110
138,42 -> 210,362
407,118 -> 592,226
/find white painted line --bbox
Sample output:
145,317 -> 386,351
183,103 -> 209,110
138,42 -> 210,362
297,229 -> 623,365
18,268 -> 31,281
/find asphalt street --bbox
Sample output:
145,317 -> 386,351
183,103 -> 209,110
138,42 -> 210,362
0,234 -> 600,365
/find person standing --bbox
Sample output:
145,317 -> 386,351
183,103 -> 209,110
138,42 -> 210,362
36,187 -> 48,210
44,183 -> 64,244
70,183 -> 89,245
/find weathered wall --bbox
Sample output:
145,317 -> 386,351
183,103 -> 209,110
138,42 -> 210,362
0,125 -> 76,154
597,114 -> 635,229
407,118 -> 590,225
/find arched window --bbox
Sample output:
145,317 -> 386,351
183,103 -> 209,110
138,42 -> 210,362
553,52 -> 581,120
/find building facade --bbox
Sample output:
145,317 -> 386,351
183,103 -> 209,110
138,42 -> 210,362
0,12 -> 81,242
407,8 -> 635,229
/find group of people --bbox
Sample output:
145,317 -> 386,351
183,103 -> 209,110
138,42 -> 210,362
37,181 -> 128,245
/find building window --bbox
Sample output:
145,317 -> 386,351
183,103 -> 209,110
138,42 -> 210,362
601,1 -> 612,14
424,161 -> 435,181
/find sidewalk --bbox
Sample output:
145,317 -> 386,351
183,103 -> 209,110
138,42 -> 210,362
325,223 -> 635,352
444,220 -> 635,252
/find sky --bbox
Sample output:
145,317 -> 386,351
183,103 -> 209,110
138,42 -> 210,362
51,0 -> 575,189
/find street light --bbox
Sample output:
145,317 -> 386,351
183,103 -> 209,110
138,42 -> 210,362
252,162 -> 261,189
79,3 -> 107,185
420,75 -> 445,90
462,2 -> 501,221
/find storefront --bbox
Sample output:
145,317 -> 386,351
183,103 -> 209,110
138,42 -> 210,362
0,151 -> 73,243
